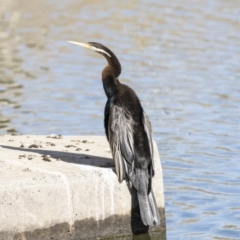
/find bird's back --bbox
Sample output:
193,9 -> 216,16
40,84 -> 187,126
105,82 -> 152,169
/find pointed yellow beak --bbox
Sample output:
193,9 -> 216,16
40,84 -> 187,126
68,40 -> 111,58
67,41 -> 91,49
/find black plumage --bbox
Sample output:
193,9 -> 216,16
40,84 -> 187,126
68,41 -> 160,226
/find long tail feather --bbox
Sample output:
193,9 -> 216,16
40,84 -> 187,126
137,190 -> 160,226
129,168 -> 160,226
148,190 -> 160,225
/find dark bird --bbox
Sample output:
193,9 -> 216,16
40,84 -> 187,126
68,41 -> 160,226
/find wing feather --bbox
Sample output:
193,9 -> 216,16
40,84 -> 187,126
142,111 -> 154,172
108,105 -> 135,182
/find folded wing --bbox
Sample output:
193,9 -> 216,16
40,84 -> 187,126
108,105 -> 135,182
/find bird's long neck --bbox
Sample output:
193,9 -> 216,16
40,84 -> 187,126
102,52 -> 121,98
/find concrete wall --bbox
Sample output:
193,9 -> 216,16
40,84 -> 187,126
0,135 -> 165,240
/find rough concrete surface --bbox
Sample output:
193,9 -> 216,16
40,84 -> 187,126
0,135 -> 165,240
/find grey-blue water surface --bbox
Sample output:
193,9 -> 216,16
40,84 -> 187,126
0,0 -> 240,239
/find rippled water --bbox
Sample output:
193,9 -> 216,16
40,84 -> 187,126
1,0 -> 240,239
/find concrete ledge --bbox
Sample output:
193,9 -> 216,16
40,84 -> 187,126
0,135 -> 165,240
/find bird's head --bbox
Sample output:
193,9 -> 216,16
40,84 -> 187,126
68,41 -> 112,58
68,41 -> 121,78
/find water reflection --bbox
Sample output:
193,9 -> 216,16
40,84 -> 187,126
0,1 -> 23,132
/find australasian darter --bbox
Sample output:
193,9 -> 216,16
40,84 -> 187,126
68,41 -> 160,226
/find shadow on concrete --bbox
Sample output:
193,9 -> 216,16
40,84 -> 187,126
0,145 -> 114,168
